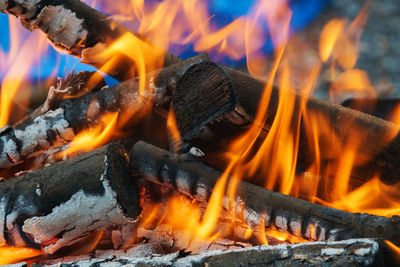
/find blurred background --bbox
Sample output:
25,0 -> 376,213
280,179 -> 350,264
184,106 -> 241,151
0,0 -> 399,112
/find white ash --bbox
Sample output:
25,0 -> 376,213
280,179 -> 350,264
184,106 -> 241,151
32,6 -> 88,50
175,170 -> 192,194
6,195 -> 37,231
13,0 -> 41,19
37,238 -> 379,266
321,247 -> 345,256
94,243 -> 165,260
318,224 -> 327,241
22,178 -> 133,254
275,215 -> 288,231
189,147 -> 205,157
136,224 -> 250,254
0,197 -> 7,245
289,218 -> 302,236
149,77 -> 167,105
327,228 -> 342,241
35,184 -> 42,197
0,135 -> 19,165
14,108 -> 74,156
354,247 -> 372,256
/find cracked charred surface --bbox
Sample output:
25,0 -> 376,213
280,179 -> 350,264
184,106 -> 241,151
0,0 -> 181,80
34,239 -> 382,266
130,141 -> 400,246
0,54 -> 209,171
174,62 -> 400,186
0,142 -> 140,254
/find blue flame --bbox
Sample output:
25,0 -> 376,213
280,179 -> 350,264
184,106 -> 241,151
0,0 -> 331,80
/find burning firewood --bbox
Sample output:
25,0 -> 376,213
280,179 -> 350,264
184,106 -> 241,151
37,239 -> 383,266
0,0 -> 181,80
0,142 -> 140,254
172,61 -> 400,185
0,54 -> 208,170
130,140 -> 400,245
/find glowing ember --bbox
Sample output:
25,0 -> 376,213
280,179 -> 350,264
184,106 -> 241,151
0,0 -> 399,264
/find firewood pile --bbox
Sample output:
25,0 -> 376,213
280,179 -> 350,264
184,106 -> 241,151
0,0 -> 400,266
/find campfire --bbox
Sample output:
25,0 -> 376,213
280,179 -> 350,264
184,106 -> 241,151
0,0 -> 399,265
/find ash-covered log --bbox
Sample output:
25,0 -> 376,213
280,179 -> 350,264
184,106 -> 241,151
130,141 -> 400,245
0,54 -> 208,170
0,0 -> 181,80
172,62 -> 400,185
37,239 -> 383,266
0,142 -> 140,254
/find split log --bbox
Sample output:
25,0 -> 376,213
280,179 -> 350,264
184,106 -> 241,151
172,61 -> 400,185
0,54 -> 208,170
0,142 -> 141,254
0,0 -> 181,80
37,239 -> 383,266
130,141 -> 400,245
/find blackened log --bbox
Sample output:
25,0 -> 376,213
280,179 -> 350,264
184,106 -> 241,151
130,141 -> 400,245
43,239 -> 383,267
0,54 -> 208,170
0,142 -> 140,254
342,98 -> 400,121
0,0 -> 181,80
19,70 -> 106,125
172,62 -> 400,185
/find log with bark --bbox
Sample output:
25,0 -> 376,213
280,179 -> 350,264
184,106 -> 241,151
0,0 -> 181,80
36,239 -> 383,266
172,61 -> 400,186
130,140 -> 400,245
0,54 -> 208,170
0,142 -> 141,254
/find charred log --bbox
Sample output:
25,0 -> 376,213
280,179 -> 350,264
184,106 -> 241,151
0,142 -> 140,254
0,54 -> 208,170
0,0 -> 181,80
37,239 -> 383,266
342,98 -> 400,121
130,141 -> 400,245
20,70 -> 106,125
172,62 -> 400,185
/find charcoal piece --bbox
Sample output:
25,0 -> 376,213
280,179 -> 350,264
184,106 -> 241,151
0,142 -> 140,254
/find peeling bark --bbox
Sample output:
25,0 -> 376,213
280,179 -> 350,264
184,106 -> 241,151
0,54 -> 208,170
0,0 -> 181,80
0,142 -> 140,254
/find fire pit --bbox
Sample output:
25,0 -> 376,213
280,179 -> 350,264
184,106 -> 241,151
0,0 -> 399,266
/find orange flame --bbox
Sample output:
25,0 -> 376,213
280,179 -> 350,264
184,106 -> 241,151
59,112 -> 119,158
0,246 -> 43,265
385,240 -> 400,256
166,109 -> 181,152
0,16 -> 51,126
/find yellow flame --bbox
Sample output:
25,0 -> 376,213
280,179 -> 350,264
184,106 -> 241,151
59,112 -> 119,157
0,246 -> 43,265
0,16 -> 50,126
167,109 -> 182,152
